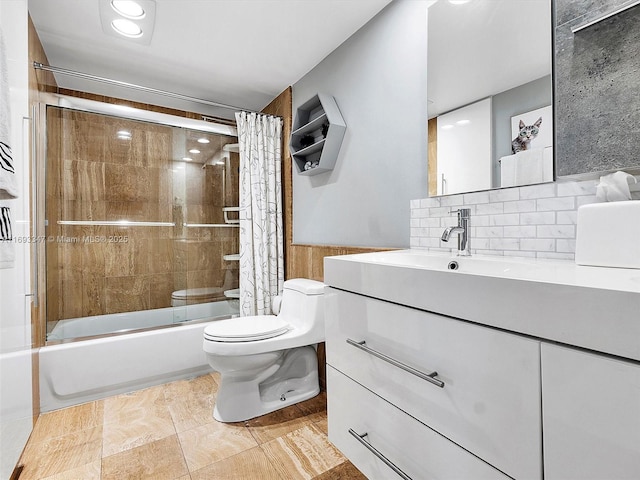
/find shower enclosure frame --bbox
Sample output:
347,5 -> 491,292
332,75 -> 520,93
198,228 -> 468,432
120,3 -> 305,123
31,93 -> 239,347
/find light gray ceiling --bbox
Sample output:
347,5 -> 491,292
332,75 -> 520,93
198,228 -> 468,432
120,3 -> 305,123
29,0 -> 392,119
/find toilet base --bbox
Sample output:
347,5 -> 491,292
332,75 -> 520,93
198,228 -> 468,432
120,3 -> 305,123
213,345 -> 319,423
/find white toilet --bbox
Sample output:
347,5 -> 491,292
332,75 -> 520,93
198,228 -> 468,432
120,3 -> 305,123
202,278 -> 325,422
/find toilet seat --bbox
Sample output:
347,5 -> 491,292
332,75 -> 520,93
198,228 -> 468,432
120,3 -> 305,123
204,316 -> 290,342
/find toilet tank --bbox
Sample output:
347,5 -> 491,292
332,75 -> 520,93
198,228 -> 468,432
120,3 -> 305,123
278,279 -> 325,332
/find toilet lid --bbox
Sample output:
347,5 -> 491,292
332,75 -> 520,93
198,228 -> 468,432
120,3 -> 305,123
203,316 -> 290,342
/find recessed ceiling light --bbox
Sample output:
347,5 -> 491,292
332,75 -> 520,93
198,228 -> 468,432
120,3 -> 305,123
111,18 -> 143,38
197,138 -> 210,144
189,149 -> 200,154
182,157 -> 193,162
117,129 -> 132,139
111,0 -> 145,18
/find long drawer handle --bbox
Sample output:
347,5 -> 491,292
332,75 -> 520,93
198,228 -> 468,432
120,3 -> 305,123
349,429 -> 413,480
346,339 -> 445,388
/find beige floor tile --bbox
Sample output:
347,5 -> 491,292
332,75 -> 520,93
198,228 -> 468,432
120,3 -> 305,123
245,404 -> 313,444
190,446 -> 283,480
311,460 -> 367,480
178,420 -> 258,472
29,400 -> 104,444
260,424 -> 346,480
101,435 -> 188,480
165,373 -> 218,433
40,460 -> 101,480
314,417 -> 328,436
296,392 -> 327,424
19,426 -> 102,480
103,385 -> 176,457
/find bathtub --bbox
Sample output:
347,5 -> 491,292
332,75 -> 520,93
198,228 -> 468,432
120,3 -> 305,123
40,301 -> 239,412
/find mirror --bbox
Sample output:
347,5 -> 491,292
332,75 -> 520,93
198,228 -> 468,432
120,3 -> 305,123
427,0 -> 553,196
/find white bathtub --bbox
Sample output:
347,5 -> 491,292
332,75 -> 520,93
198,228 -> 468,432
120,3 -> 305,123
48,300 -> 238,341
40,301 -> 239,412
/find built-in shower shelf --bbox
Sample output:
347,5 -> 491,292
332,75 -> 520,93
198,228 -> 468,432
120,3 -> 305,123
223,143 -> 239,153
223,206 -> 240,224
224,288 -> 240,299
223,254 -> 240,261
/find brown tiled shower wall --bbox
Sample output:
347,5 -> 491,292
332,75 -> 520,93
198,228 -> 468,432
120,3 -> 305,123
45,108 -> 239,322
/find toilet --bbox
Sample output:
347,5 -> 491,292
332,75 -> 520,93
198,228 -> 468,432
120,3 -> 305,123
202,278 -> 325,422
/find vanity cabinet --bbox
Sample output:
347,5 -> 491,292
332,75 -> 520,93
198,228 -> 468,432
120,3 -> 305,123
327,365 -> 511,480
541,343 -> 640,480
325,288 -> 542,480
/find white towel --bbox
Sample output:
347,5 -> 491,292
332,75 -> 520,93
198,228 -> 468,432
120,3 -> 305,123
0,28 -> 17,200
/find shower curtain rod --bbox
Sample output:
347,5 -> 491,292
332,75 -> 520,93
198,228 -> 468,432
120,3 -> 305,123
33,62 -> 265,114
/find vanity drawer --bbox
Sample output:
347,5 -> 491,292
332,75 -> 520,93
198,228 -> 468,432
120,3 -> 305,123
325,288 -> 542,480
328,366 -> 510,480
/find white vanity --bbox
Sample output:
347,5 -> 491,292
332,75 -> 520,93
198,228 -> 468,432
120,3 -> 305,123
324,250 -> 640,480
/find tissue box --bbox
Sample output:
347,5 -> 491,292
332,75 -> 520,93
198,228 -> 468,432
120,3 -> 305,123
575,201 -> 640,269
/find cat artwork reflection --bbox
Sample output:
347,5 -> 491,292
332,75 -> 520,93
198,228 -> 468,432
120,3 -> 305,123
511,117 -> 542,153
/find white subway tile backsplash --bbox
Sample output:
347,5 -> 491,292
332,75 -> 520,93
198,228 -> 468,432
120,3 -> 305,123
556,239 -> 576,253
489,214 -> 520,226
504,225 -> 537,238
420,197 -> 440,208
410,176 -> 639,260
490,238 -> 520,250
537,225 -> 575,238
440,195 -> 463,207
476,202 -> 504,215
536,196 -> 575,211
556,180 -> 597,196
463,191 -> 490,204
489,188 -> 520,202
519,183 -> 556,199
520,212 -> 556,225
420,217 -> 441,228
577,195 -> 598,207
520,238 -> 556,252
476,226 -> 504,238
503,200 -> 536,213
556,211 -> 578,224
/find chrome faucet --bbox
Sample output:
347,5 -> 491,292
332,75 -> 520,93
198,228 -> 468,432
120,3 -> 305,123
441,208 -> 471,256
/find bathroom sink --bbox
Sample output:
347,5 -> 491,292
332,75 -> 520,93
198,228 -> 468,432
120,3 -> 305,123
324,249 -> 640,362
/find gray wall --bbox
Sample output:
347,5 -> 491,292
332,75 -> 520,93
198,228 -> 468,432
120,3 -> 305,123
292,0 -> 428,247
555,0 -> 640,176
492,75 -> 552,186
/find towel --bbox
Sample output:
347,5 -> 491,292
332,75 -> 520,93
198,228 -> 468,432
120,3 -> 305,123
0,204 -> 13,268
0,28 -> 17,200
500,147 -> 553,187
0,28 -> 15,268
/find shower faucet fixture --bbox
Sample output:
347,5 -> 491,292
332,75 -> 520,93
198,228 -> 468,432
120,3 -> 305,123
441,208 -> 471,256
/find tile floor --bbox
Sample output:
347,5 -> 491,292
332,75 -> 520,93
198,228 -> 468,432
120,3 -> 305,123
17,372 -> 367,479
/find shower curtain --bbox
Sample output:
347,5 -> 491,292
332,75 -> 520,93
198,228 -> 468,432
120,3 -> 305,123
235,111 -> 284,316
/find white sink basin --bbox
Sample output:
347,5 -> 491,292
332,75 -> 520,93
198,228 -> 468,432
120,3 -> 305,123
324,249 -> 640,362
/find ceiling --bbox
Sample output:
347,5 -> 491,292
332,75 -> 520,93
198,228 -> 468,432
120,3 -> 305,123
28,0 -> 392,119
